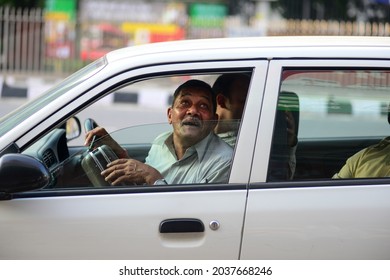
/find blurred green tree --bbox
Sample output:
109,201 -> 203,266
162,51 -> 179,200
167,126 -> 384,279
271,0 -> 390,22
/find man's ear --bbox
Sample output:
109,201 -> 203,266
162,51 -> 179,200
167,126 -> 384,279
216,94 -> 228,109
167,107 -> 172,124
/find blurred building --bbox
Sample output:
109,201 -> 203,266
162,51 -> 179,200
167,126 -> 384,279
1,0 -> 389,95
44,0 -> 276,61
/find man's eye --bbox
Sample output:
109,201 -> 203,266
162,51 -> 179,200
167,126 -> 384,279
200,104 -> 209,110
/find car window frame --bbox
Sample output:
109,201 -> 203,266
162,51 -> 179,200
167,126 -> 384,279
250,58 -> 390,185
13,59 -> 268,198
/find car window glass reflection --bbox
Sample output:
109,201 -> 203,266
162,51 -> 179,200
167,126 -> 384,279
269,69 -> 390,181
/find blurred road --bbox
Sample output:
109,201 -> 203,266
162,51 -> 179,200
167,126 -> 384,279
0,98 -> 25,117
0,98 -> 167,133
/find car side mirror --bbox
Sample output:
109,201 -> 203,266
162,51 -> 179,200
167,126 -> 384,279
65,116 -> 82,141
0,154 -> 51,199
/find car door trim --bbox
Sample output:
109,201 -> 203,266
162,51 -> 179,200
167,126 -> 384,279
11,183 -> 248,199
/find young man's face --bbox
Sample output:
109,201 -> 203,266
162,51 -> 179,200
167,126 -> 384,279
168,86 -> 217,145
226,77 -> 250,120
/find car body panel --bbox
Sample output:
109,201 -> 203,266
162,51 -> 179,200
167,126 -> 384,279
0,190 -> 247,259
241,184 -> 390,259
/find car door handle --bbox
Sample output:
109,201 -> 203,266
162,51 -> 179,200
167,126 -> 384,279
159,218 -> 205,233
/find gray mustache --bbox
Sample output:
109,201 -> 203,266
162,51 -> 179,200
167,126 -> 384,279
181,117 -> 201,127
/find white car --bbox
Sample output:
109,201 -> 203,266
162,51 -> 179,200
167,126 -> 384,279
0,36 -> 390,259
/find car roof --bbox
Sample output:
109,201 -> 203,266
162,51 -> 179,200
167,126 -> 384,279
106,36 -> 390,62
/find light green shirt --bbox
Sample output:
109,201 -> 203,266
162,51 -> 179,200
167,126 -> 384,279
333,136 -> 390,179
218,130 -> 297,180
218,130 -> 238,147
145,131 -> 233,184
216,119 -> 241,148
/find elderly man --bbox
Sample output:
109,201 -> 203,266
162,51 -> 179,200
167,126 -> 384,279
84,79 -> 233,185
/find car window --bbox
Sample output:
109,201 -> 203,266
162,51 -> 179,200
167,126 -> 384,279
42,123 -> 170,188
268,68 -> 390,181
0,58 -> 107,137
23,71 -> 252,190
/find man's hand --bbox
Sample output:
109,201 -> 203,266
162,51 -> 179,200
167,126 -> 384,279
84,127 -> 127,158
101,158 -> 163,186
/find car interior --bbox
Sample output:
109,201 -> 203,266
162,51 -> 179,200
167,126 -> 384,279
17,68 -> 390,190
270,68 -> 390,181
21,72 -> 249,189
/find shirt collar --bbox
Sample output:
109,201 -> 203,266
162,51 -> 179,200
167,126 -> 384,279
163,132 -> 215,162
374,136 -> 390,149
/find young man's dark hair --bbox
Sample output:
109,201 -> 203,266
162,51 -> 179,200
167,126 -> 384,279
212,73 -> 251,99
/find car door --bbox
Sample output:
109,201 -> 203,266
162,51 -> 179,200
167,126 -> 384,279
241,59 -> 390,259
0,59 -> 268,259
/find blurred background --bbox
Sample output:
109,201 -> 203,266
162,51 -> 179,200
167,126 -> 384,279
0,0 -> 390,101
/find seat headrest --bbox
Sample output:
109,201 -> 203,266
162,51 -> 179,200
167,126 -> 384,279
278,91 -> 300,134
278,91 -> 300,112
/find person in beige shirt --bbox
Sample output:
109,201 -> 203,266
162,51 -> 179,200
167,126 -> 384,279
333,136 -> 390,178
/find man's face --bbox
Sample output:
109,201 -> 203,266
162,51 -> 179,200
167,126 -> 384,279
168,87 -> 217,145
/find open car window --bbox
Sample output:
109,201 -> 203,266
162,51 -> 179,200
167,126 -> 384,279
21,71 -> 252,190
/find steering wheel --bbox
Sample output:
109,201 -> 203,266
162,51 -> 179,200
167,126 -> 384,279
81,118 -> 118,187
